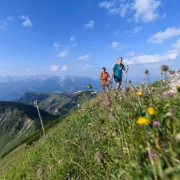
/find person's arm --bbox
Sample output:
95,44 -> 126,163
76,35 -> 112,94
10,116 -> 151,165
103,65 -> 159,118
108,72 -> 110,78
123,65 -> 129,73
112,64 -> 115,77
100,73 -> 102,81
122,64 -> 126,71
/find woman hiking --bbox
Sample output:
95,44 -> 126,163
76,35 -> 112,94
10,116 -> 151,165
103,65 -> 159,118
100,67 -> 110,91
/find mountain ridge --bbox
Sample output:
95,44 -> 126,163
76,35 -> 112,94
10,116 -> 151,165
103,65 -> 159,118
0,75 -> 100,101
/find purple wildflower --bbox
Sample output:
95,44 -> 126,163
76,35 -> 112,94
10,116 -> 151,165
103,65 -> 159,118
154,121 -> 160,127
169,70 -> 174,74
102,95 -> 112,107
166,92 -> 174,97
148,151 -> 158,161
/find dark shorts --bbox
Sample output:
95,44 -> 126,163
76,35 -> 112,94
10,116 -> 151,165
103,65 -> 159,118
114,77 -> 122,83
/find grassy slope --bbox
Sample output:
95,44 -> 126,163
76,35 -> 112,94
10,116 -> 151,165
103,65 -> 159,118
0,101 -> 56,158
0,144 -> 27,173
1,81 -> 180,179
0,91 -> 93,159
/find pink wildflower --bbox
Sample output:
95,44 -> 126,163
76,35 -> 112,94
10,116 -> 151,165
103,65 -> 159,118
166,92 -> 174,97
154,121 -> 160,127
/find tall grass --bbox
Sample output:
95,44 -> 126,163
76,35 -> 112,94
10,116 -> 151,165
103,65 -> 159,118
1,75 -> 180,180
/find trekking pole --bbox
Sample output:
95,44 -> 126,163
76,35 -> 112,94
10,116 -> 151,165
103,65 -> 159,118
126,65 -> 129,86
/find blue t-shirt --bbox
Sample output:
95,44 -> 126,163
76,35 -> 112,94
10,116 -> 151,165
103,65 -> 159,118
112,63 -> 126,78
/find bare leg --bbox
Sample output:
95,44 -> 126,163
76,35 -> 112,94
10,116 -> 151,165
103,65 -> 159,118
116,82 -> 121,93
106,84 -> 109,91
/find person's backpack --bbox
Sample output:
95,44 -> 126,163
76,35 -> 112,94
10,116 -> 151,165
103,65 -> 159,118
101,72 -> 109,84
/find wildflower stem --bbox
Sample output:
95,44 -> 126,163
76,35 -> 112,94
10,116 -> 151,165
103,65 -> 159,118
137,97 -> 143,108
36,106 -> 45,136
147,142 -> 158,180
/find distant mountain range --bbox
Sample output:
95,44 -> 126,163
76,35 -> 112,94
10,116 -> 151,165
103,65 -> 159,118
0,75 -> 100,101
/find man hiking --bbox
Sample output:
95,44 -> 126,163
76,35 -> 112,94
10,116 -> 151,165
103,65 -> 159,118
100,67 -> 110,91
112,57 -> 128,93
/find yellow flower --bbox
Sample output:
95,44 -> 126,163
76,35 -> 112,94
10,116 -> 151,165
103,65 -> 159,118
147,107 -> 155,115
137,91 -> 142,96
136,117 -> 151,125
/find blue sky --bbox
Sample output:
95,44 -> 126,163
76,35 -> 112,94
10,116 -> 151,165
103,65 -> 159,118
0,0 -> 180,82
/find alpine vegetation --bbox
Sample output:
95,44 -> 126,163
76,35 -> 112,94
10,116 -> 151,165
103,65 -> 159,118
1,68 -> 180,180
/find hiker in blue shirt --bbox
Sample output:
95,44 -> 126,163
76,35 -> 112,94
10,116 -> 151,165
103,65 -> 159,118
112,57 -> 128,93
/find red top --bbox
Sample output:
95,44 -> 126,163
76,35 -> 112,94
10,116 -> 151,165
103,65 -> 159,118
101,72 -> 110,84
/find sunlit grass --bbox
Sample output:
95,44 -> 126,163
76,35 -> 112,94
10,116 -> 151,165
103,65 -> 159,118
1,70 -> 180,179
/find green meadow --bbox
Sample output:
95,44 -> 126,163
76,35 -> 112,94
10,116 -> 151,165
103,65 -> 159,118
1,71 -> 180,180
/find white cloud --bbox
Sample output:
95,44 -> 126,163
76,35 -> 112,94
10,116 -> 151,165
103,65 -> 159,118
119,3 -> 131,17
60,65 -> 67,72
99,1 -> 115,9
85,20 -> 94,28
110,42 -> 126,50
133,26 -> 142,33
19,15 -> 33,27
99,0 -> 162,23
7,16 -> 14,20
100,1 -> 131,17
70,36 -> 75,41
172,38 -> 180,50
126,51 -> 135,56
124,51 -> 179,64
148,27 -> 180,44
78,54 -> 90,60
133,0 -> 161,22
124,48 -> 180,65
81,64 -> 93,70
57,49 -> 69,57
110,42 -> 120,49
51,66 -> 59,71
70,36 -> 77,46
50,65 -> 67,71
53,42 -> 60,48
108,7 -> 120,14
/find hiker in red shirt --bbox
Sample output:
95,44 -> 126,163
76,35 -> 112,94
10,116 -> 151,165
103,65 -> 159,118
100,67 -> 110,91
